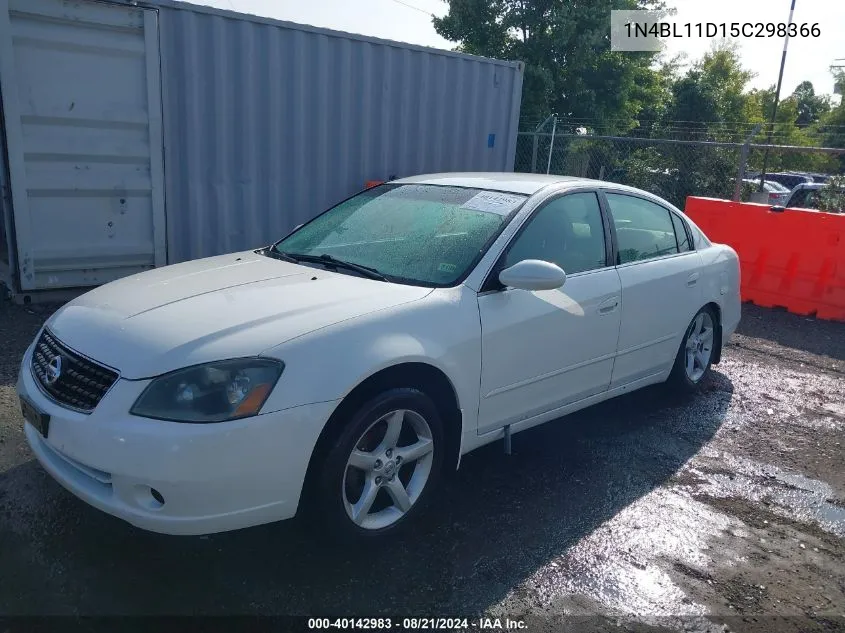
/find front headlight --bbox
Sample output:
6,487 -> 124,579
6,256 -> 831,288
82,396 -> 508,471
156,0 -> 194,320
130,358 -> 284,423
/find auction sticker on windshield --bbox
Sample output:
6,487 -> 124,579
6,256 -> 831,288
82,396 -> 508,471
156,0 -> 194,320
461,191 -> 525,215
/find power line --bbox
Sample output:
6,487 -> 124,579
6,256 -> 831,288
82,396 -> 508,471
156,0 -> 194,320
388,0 -> 434,16
518,117 -> 845,131
521,116 -> 842,126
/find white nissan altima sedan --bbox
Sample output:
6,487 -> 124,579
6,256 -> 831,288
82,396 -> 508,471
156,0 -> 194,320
17,173 -> 740,539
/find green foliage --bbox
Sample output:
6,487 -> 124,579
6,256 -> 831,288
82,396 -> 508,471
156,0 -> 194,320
791,81 -> 832,127
818,175 -> 845,213
687,43 -> 753,126
738,180 -> 757,202
436,3 -> 842,158
818,88 -> 845,170
615,147 -> 682,201
433,0 -> 666,130
453,2 -> 845,205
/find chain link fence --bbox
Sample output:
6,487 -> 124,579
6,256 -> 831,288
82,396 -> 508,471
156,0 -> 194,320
514,126 -> 845,211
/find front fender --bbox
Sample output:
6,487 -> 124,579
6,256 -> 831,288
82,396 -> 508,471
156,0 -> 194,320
258,286 -> 483,435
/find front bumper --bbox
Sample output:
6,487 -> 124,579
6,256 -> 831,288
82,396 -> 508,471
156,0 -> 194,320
17,344 -> 339,535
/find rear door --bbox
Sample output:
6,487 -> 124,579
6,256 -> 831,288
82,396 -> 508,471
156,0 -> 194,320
601,191 -> 703,388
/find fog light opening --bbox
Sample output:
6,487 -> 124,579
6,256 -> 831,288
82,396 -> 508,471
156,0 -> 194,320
133,484 -> 165,510
150,488 -> 165,506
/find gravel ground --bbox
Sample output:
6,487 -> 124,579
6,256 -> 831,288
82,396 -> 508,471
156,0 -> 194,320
0,300 -> 843,632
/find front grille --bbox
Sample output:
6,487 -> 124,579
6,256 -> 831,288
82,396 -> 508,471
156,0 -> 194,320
30,329 -> 119,413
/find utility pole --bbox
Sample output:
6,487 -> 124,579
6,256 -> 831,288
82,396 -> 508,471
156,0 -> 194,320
734,124 -> 763,202
759,0 -> 797,191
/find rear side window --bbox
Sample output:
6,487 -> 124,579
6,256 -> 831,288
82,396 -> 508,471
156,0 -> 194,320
688,221 -> 711,249
605,193 -> 679,264
671,213 -> 692,252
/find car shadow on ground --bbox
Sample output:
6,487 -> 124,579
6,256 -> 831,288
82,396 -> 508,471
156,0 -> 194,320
0,368 -> 733,616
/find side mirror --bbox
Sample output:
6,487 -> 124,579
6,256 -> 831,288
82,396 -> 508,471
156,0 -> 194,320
770,205 -> 785,213
499,259 -> 567,291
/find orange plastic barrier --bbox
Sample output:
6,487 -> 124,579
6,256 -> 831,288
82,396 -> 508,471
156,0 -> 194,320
684,197 -> 845,322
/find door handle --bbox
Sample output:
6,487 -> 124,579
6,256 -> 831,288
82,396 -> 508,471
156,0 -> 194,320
598,297 -> 619,314
686,272 -> 700,287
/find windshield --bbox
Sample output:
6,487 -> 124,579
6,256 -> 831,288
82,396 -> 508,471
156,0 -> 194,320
273,184 -> 526,286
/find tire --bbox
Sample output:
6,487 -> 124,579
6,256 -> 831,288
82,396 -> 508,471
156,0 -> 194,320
310,388 -> 445,541
667,306 -> 718,393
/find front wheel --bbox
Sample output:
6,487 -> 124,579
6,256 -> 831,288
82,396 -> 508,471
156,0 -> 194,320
311,388 -> 444,540
667,307 -> 717,392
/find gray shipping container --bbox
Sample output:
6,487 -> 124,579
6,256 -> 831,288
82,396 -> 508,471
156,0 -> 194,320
0,0 -> 523,296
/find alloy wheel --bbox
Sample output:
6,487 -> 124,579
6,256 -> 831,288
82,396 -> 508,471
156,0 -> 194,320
341,409 -> 435,530
684,311 -> 714,383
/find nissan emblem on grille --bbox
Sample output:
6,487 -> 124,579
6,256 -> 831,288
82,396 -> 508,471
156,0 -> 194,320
30,329 -> 119,413
45,355 -> 63,385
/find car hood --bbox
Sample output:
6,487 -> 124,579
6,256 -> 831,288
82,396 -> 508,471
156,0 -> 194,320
45,251 -> 432,378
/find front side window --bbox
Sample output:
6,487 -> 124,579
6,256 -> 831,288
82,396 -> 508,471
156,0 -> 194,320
503,192 -> 607,275
274,184 -> 525,286
605,193 -> 680,264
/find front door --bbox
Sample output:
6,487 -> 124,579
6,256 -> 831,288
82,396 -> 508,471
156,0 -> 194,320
477,191 -> 622,435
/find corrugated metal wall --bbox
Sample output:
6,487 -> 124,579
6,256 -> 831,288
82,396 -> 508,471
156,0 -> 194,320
0,0 -> 166,292
0,92 -> 12,284
157,3 -> 523,263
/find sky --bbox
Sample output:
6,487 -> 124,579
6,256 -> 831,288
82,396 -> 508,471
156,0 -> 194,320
183,0 -> 845,99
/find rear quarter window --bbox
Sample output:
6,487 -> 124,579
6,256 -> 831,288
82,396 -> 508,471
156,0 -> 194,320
671,213 -> 692,252
688,221 -> 711,249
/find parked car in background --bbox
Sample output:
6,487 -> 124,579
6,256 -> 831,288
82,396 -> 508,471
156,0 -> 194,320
756,172 -> 814,190
17,173 -> 741,540
742,178 -> 790,205
800,172 -> 831,184
786,183 -> 824,210
771,171 -> 830,184
785,182 -> 843,213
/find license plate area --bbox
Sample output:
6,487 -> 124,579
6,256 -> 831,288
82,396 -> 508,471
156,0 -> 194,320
20,396 -> 50,438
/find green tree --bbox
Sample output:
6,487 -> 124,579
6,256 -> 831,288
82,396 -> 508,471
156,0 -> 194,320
819,70 -> 845,155
665,42 -> 754,139
820,103 -> 845,148
648,44 -> 754,204
818,174 -> 845,212
433,0 -> 666,131
818,98 -> 845,171
791,81 -> 831,127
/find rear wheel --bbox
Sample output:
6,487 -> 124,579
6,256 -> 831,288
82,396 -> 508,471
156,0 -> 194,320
668,307 -> 717,392
311,388 -> 444,540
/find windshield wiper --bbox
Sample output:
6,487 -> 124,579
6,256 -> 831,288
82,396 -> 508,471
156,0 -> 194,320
277,251 -> 389,282
262,248 -> 298,263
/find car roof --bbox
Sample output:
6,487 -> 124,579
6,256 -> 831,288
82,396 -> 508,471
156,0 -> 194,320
391,172 -> 601,195
795,182 -> 825,190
